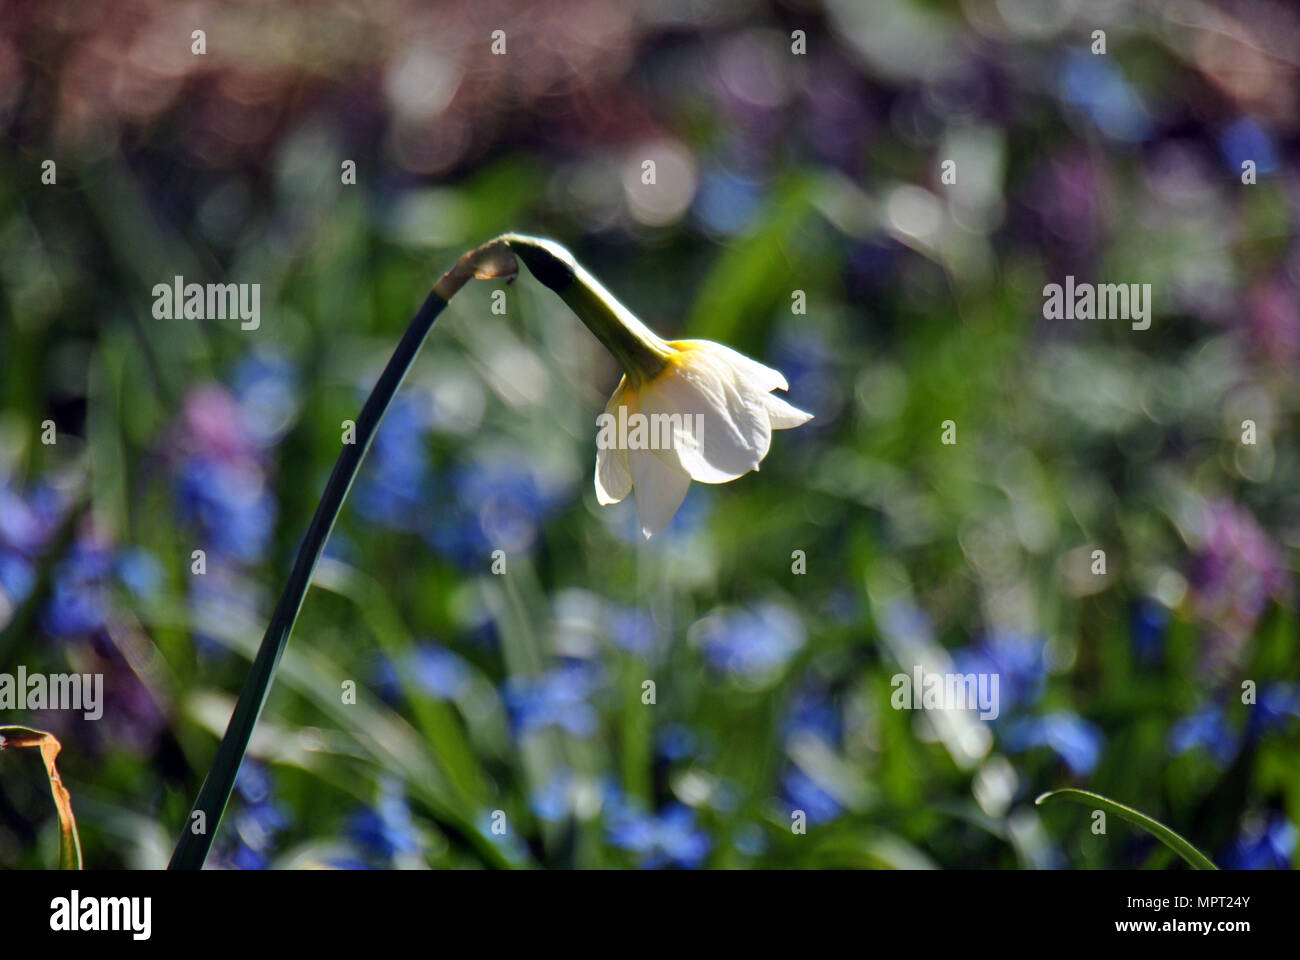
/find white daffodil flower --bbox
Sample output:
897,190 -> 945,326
504,235 -> 813,538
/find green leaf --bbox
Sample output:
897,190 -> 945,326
685,173 -> 818,348
0,726 -> 84,869
1035,788 -> 1218,870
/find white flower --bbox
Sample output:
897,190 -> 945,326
595,340 -> 812,537
503,234 -> 813,538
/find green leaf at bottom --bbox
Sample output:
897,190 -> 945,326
1036,787 -> 1217,870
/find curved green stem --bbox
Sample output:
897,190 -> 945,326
169,239 -> 517,869
1036,788 -> 1218,870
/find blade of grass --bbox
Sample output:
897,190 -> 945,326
1035,787 -> 1218,870
310,558 -> 494,812
0,726 -> 83,869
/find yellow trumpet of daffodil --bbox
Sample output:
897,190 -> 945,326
502,235 -> 813,538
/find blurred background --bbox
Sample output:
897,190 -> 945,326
1,0 -> 1297,869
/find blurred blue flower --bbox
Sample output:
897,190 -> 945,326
0,550 -> 36,606
879,600 -> 934,646
1169,705 -> 1238,766
230,847 -> 269,870
234,800 -> 288,854
372,654 -> 402,703
354,391 -> 434,531
215,760 -> 289,870
693,603 -> 805,683
41,541 -> 114,638
503,661 -> 602,738
429,452 -> 569,564
411,644 -> 469,700
655,723 -> 698,762
952,631 -> 1047,715
693,169 -> 761,235
767,326 -> 839,429
1130,598 -> 1168,666
1222,814 -> 1296,870
530,770 -> 618,825
1002,712 -> 1103,777
0,481 -> 69,557
115,547 -> 163,601
1219,119 -> 1277,176
1247,684 -> 1300,740
781,768 -> 842,825
176,456 -> 276,562
236,760 -> 273,804
732,822 -> 767,857
233,350 -> 300,447
606,802 -> 710,869
372,644 -> 470,704
345,782 -> 421,863
188,567 -> 263,659
825,585 -> 861,625
1169,684 -> 1299,766
783,689 -> 841,745
606,604 -> 656,657
1059,51 -> 1151,142
530,771 -> 576,823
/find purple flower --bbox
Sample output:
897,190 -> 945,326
1246,277 -> 1300,367
1190,500 -> 1289,671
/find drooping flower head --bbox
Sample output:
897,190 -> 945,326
502,235 -> 812,537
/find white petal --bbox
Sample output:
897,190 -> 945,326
628,448 -> 692,538
640,353 -> 771,484
697,350 -> 773,464
672,340 -> 789,392
762,391 -> 814,429
594,380 -> 633,504
595,444 -> 631,504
